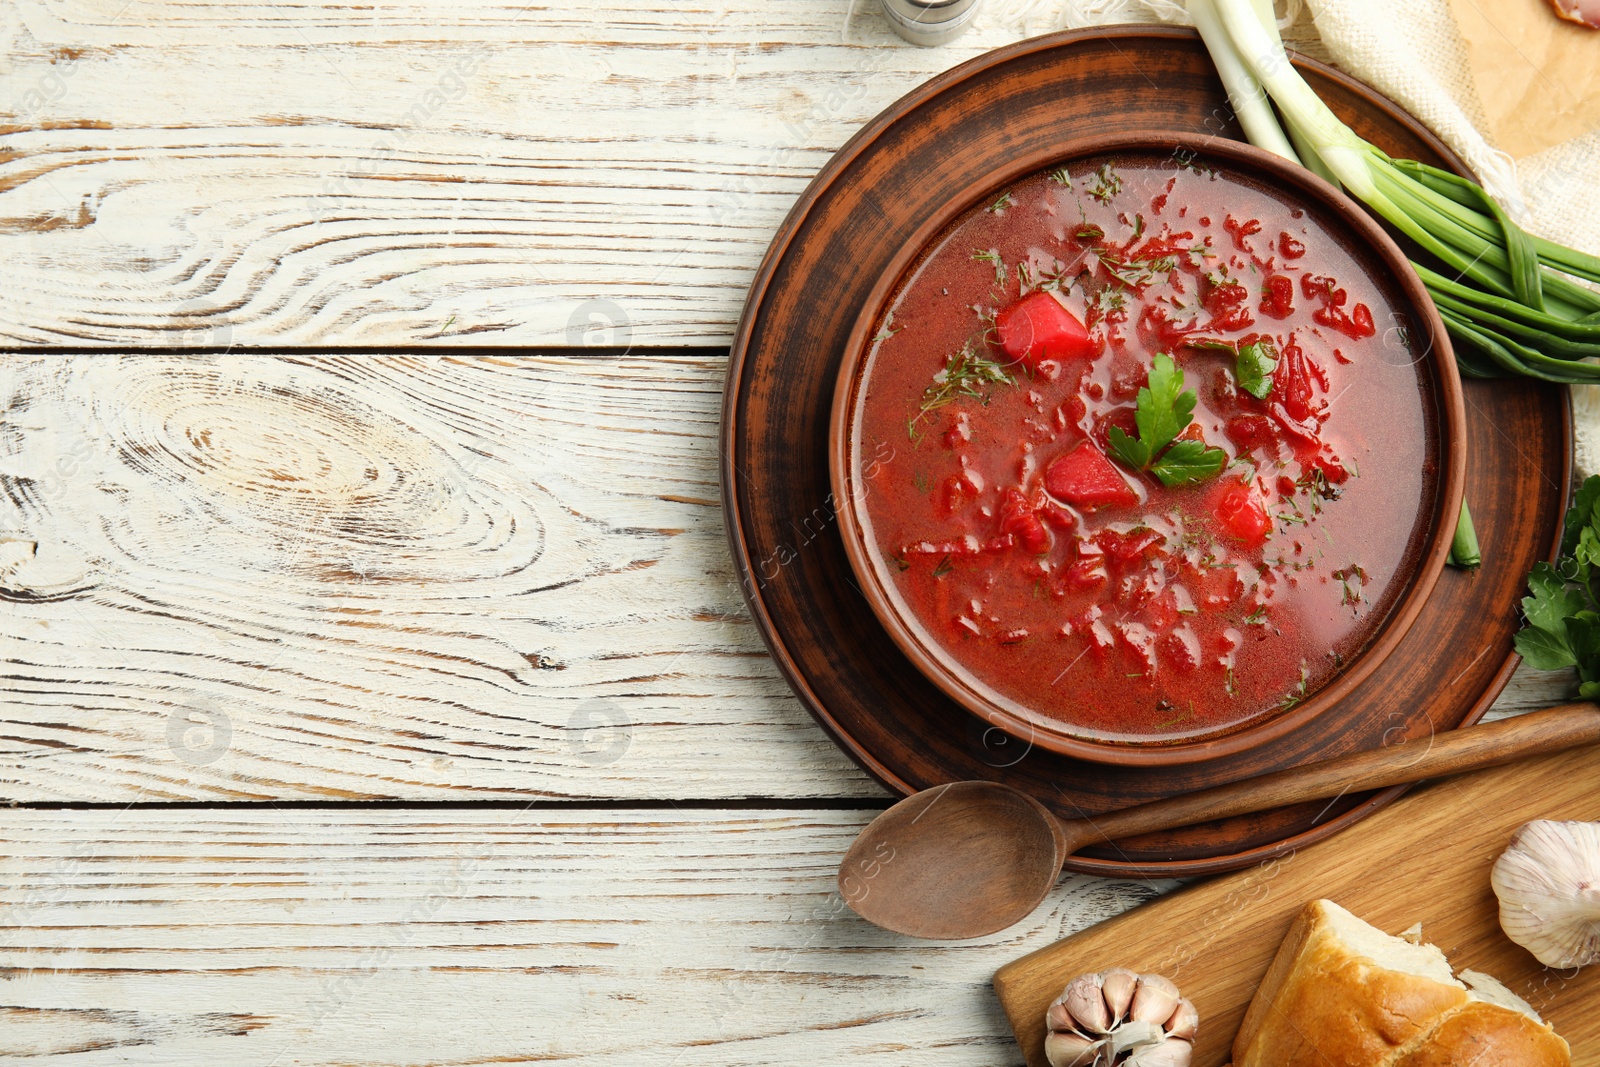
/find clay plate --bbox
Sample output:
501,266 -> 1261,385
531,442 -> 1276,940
721,27 -> 1569,876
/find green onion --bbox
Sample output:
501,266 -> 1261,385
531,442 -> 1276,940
1201,0 -> 1600,384
1447,500 -> 1481,569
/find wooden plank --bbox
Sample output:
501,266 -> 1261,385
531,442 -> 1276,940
0,805 -> 1172,1065
994,743 -> 1600,1067
0,2 -> 1334,348
0,354 -> 1573,801
0,353 -> 880,799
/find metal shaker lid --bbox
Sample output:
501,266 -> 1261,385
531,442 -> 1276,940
879,0 -> 982,46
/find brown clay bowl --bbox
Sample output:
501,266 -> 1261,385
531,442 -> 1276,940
829,130 -> 1466,767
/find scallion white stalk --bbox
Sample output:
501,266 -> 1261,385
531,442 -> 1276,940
1188,0 -> 1300,164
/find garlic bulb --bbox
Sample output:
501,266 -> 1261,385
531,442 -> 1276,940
1491,820 -> 1600,968
1044,969 -> 1196,1067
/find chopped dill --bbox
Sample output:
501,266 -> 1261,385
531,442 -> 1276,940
1277,663 -> 1310,710
1088,163 -> 1123,204
1242,605 -> 1269,627
1048,166 -> 1073,185
932,555 -> 954,578
908,343 -> 1016,439
1333,563 -> 1368,609
972,248 -> 1007,286
1098,251 -> 1179,289
1177,154 -> 1218,178
1020,260 -> 1078,295
988,191 -> 1014,214
1298,467 -> 1342,501
1094,287 -> 1128,315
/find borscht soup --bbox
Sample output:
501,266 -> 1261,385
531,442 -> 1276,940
843,149 -> 1446,747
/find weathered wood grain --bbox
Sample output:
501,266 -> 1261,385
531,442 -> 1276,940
0,806 -> 1173,1065
0,1 -> 1330,348
0,353 -> 879,800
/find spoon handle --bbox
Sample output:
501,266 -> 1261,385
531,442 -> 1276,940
1058,702 -> 1600,856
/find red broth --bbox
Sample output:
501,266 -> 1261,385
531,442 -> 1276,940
851,153 -> 1439,743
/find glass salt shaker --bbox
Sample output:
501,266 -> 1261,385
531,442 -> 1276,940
879,0 -> 981,45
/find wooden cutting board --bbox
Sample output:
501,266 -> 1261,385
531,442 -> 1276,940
994,744 -> 1600,1065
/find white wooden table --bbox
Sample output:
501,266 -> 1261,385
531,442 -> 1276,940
0,4 -> 1573,1063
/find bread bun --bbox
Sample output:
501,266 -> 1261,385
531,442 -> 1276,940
1233,899 -> 1569,1067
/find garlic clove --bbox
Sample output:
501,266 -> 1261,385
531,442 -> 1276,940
1046,969 -> 1198,1067
1164,997 -> 1199,1041
1044,1030 -> 1103,1067
1045,997 -> 1077,1034
1101,966 -> 1140,1021
1107,1020 -> 1165,1057
1127,1037 -> 1193,1067
1129,973 -> 1181,1025
1062,972 -> 1113,1034
1491,819 -> 1600,969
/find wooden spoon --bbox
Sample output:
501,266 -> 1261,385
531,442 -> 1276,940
840,702 -> 1600,939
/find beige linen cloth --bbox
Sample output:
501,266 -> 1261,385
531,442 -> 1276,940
985,0 -> 1600,473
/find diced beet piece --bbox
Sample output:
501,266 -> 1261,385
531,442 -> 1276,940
1204,279 -> 1255,332
1160,627 -> 1202,673
1223,215 -> 1262,252
1272,341 -> 1317,422
997,488 -> 1050,554
938,473 -> 979,518
1226,413 -> 1280,452
1304,451 -> 1349,486
1185,564 -> 1244,611
1115,621 -> 1158,673
1213,478 -> 1271,547
995,291 -> 1097,369
1142,589 -> 1180,631
1044,442 -> 1137,509
1205,280 -> 1251,316
1060,557 -> 1107,592
1259,274 -> 1294,319
1300,272 -> 1343,303
1099,527 -> 1166,569
1092,406 -> 1139,452
1038,501 -> 1077,533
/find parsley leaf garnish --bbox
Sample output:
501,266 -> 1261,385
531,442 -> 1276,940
1235,337 -> 1280,399
1151,439 -> 1231,485
1181,335 -> 1278,399
1106,353 -> 1228,487
1514,474 -> 1600,692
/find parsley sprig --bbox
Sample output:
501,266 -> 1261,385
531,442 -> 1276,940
1514,474 -> 1600,696
1107,353 -> 1228,487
